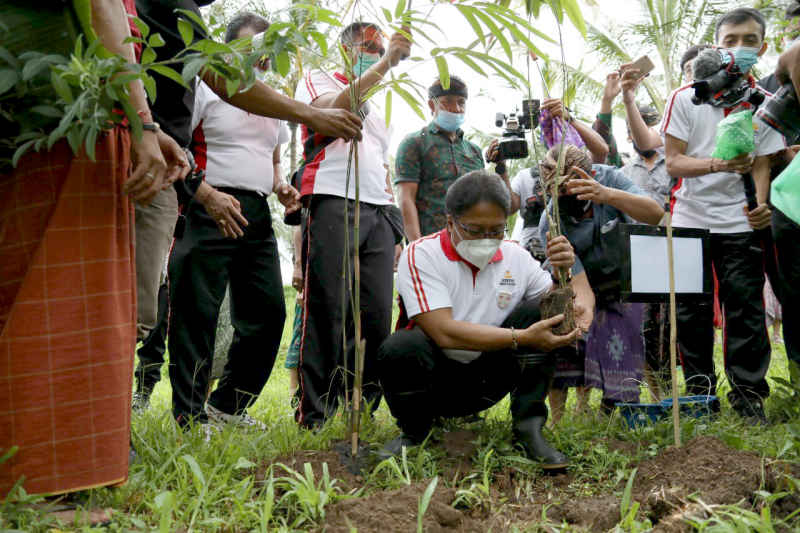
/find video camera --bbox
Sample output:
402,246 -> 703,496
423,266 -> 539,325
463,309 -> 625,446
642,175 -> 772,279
493,99 -> 540,160
757,83 -> 800,144
691,48 -> 764,109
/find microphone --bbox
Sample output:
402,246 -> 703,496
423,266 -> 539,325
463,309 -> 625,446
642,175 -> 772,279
692,48 -> 724,82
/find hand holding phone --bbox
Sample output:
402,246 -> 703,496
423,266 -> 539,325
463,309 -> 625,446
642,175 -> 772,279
628,55 -> 655,79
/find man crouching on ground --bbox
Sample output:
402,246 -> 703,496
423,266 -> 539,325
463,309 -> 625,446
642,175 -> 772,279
377,170 -> 585,469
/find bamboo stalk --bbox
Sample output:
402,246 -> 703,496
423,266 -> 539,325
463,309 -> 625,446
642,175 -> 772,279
666,212 -> 681,447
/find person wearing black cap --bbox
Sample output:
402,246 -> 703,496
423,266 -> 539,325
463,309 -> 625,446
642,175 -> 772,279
395,76 -> 497,242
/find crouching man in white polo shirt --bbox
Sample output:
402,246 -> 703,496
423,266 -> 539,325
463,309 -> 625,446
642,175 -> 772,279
378,170 -> 583,469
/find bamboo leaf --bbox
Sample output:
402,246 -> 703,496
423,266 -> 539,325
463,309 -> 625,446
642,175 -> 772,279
434,56 -> 449,90
178,19 -> 194,47
382,7 -> 393,24
455,6 -> 486,48
395,0 -> 406,19
560,0 -> 586,35
454,52 -> 487,77
471,9 -> 512,61
392,84 -> 426,120
385,89 -> 392,128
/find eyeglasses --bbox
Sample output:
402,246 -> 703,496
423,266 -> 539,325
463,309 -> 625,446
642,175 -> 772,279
454,218 -> 506,239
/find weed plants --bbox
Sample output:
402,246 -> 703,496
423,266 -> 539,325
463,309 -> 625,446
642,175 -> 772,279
2,294 -> 799,532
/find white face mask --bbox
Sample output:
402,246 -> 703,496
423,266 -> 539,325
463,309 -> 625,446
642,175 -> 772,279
452,224 -> 502,270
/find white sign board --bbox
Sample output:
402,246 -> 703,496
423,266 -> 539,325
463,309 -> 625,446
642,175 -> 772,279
629,234 -> 705,294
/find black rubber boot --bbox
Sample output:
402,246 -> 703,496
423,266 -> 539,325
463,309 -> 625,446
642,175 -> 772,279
512,416 -> 569,469
511,353 -> 569,471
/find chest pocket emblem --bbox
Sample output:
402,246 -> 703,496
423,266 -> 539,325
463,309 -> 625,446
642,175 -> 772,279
497,289 -> 513,309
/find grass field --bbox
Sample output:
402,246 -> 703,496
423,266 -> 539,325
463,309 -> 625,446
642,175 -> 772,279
3,287 -> 799,532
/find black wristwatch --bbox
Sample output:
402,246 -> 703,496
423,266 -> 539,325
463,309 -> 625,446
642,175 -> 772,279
495,161 -> 507,175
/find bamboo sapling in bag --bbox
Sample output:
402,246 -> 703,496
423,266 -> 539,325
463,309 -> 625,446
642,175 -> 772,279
771,151 -> 800,226
711,110 -> 756,160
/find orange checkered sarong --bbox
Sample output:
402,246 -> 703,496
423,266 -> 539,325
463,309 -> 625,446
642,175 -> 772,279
0,127 -> 136,497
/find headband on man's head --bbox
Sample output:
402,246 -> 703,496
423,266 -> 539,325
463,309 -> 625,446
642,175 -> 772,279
428,76 -> 468,100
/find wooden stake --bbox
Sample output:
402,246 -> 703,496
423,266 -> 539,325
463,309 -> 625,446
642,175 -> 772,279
666,212 -> 681,447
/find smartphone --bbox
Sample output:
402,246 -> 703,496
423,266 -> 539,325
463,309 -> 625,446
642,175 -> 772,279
629,55 -> 655,78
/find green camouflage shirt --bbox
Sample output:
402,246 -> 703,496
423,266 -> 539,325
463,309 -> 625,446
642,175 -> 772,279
394,123 -> 484,237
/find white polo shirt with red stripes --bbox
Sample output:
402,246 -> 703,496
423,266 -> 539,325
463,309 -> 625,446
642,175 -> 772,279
294,70 -> 394,205
660,83 -> 784,233
398,229 -> 553,363
190,81 -> 289,196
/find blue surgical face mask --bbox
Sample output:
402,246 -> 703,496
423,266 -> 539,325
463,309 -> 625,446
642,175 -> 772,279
434,109 -> 465,132
353,52 -> 380,77
726,46 -> 760,73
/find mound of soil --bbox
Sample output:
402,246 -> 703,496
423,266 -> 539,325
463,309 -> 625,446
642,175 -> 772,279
256,449 -> 366,494
321,482 -> 484,533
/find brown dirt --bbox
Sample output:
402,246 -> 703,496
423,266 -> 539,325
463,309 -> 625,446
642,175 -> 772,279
540,286 -> 575,335
256,449 -> 366,494
272,436 -> 799,532
439,429 -> 479,482
320,482 -> 484,533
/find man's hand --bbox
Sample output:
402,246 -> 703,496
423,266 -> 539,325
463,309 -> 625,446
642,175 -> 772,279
486,139 -> 503,164
197,185 -> 249,238
565,166 -> 610,203
156,130 -> 190,186
602,72 -> 622,103
542,98 -> 568,120
717,153 -> 755,174
308,108 -> 363,141
275,182 -> 302,214
745,203 -> 772,230
545,234 -> 575,271
126,130 -> 168,205
394,243 -> 403,272
519,314 -> 580,351
619,64 -> 643,103
292,262 -> 304,292
573,300 -> 593,334
383,30 -> 412,68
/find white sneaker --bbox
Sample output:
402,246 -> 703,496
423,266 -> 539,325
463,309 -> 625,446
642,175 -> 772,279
205,403 -> 267,430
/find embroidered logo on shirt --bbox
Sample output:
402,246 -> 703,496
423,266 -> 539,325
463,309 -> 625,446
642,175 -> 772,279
497,289 -> 512,309
499,270 -> 516,287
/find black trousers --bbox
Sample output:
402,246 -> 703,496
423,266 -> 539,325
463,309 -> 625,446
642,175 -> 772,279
168,188 -> 286,424
676,232 -> 770,402
135,281 -> 169,393
377,301 -> 553,438
296,195 -> 394,428
773,208 -> 800,367
643,302 -> 669,387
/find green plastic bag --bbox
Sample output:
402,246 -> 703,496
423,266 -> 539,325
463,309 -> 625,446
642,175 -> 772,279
771,151 -> 800,226
711,110 -> 756,160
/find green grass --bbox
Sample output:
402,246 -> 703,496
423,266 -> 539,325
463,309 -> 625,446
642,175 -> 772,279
2,290 -> 799,532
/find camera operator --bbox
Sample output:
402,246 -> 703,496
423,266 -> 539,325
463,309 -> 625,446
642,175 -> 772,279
660,8 -> 784,424
394,76 -> 487,242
